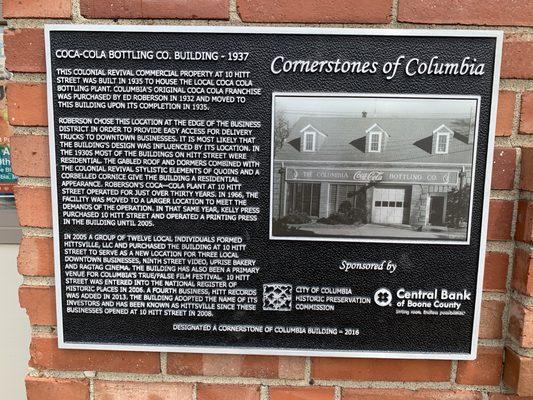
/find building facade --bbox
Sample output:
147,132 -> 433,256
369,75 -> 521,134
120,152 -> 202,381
272,114 -> 474,234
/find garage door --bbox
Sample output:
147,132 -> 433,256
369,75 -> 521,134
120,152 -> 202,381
372,188 -> 405,224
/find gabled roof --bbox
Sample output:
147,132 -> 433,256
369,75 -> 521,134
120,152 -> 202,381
276,116 -> 474,164
365,123 -> 390,137
433,124 -> 454,135
300,124 -> 328,137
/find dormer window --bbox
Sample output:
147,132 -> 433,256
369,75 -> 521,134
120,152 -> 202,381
303,131 -> 315,152
365,123 -> 388,153
436,132 -> 449,154
432,124 -> 453,155
299,124 -> 327,152
369,132 -> 381,152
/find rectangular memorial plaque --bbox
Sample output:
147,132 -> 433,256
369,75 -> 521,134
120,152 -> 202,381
46,25 -> 502,359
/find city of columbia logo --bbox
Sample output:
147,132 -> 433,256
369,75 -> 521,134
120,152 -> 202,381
263,284 -> 293,311
374,288 -> 393,307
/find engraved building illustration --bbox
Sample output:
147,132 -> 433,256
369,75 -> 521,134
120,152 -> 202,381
271,95 -> 477,242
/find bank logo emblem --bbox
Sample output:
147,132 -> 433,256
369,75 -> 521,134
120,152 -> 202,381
263,284 -> 293,311
374,288 -> 393,307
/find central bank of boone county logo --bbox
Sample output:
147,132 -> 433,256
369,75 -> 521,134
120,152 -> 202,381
374,288 -> 393,307
263,284 -> 293,311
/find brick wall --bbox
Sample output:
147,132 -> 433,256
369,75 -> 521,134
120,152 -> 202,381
5,0 -> 533,399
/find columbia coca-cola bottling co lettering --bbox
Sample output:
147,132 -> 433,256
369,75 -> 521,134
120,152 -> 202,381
285,168 -> 458,185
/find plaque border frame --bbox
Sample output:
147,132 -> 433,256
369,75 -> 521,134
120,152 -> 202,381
45,25 -> 502,360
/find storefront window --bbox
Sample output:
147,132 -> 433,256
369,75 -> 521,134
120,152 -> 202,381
287,182 -> 320,217
329,184 -> 365,214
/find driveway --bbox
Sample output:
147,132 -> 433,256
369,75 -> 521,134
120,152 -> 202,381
286,222 -> 467,241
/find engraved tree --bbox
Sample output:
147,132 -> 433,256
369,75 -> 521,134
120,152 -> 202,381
445,184 -> 471,228
274,112 -> 290,154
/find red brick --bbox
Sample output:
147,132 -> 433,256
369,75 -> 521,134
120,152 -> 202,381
520,93 -> 533,135
512,248 -> 533,296
509,300 -> 533,348
80,0 -> 229,20
516,201 -> 533,244
496,91 -> 516,137
166,353 -> 201,375
18,237 -> 55,276
10,135 -> 50,177
520,148 -> 533,191
503,348 -> 533,396
29,336 -> 160,373
4,28 -> 45,73
502,34 -> 533,79
14,185 -> 52,228
456,346 -> 503,385
343,388 -> 482,399
312,358 -> 450,381
237,0 -> 392,23
7,83 -> 47,127
492,147 -> 516,189
4,0 -> 71,18
483,252 -> 509,292
19,285 -> 56,325
197,384 -> 260,400
94,381 -> 193,400
271,386 -> 334,400
488,200 -> 514,241
167,353 -> 304,379
489,394 -> 533,400
26,376 -> 89,400
397,0 -> 533,26
479,300 -> 505,339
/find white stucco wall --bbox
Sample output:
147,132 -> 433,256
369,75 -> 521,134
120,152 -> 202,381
0,244 -> 29,399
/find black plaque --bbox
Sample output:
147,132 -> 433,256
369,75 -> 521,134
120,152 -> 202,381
46,26 -> 502,358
